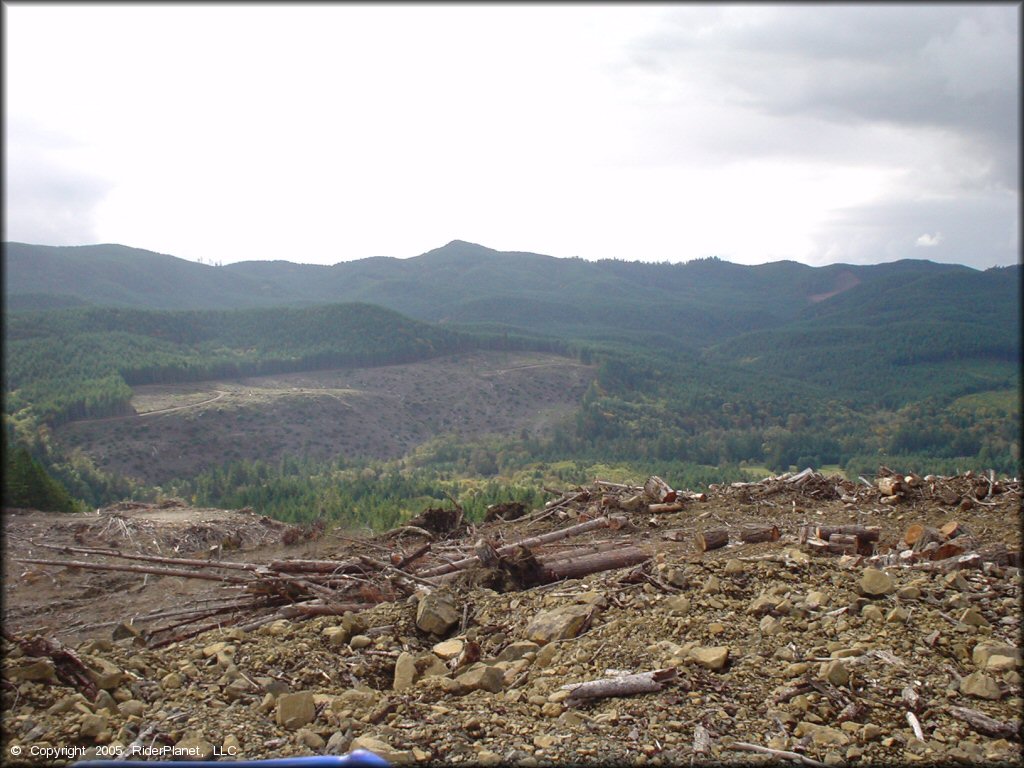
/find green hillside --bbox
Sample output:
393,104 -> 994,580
3,240 -> 979,349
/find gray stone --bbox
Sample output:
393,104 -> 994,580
819,659 -> 850,686
326,730 -> 353,755
8,658 -> 58,683
393,652 -> 417,691
496,641 -> 540,662
276,691 -> 316,729
111,622 -> 141,641
959,671 -> 1003,700
79,713 -> 108,739
525,604 -> 595,645
416,591 -> 460,635
960,607 -> 989,627
350,736 -> 415,765
858,568 -> 894,597
454,665 -> 506,693
160,672 -> 183,690
689,646 -> 729,671
973,643 -> 1021,668
296,728 -> 326,750
174,736 -> 215,759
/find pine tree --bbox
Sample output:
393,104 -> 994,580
3,446 -> 80,512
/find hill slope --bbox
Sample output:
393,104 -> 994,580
5,240 -> 999,350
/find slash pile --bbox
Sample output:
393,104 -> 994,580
2,470 -> 1021,766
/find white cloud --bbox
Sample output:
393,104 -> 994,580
915,233 -> 943,247
3,4 -> 1019,269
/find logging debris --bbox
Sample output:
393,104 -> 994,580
3,468 -> 1020,766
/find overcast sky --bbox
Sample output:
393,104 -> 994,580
4,3 -> 1019,268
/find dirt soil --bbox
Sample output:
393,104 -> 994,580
2,471 -> 1021,766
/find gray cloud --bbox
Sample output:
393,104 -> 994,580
3,119 -> 114,245
627,5 -> 1018,182
807,192 -> 1018,268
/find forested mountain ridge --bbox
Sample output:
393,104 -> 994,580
4,240 -> 999,349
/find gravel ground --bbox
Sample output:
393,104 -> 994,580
2,471 -> 1021,766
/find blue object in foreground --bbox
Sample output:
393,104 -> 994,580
73,751 -> 390,768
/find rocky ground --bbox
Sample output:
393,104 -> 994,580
2,470 -> 1021,766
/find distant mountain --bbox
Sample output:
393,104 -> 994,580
3,240 -> 1013,354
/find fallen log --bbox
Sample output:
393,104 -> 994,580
803,536 -> 830,554
813,525 -> 880,543
827,533 -> 859,555
17,557 -> 253,584
26,542 -> 262,571
878,476 -> 905,496
542,546 -> 650,581
416,515 -> 627,578
647,501 -> 685,514
594,480 -> 640,492
562,667 -> 677,705
739,525 -> 780,544
696,528 -> 729,552
903,524 -> 937,548
939,521 -> 966,540
643,476 -> 677,503
279,601 -> 374,618
929,536 -> 979,561
785,467 -> 816,485
267,558 -> 366,574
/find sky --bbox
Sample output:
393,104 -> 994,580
3,3 -> 1020,268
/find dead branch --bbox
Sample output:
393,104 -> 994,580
562,667 -> 677,705
17,557 -> 253,584
2,630 -> 99,699
945,706 -> 1021,739
25,541 -> 262,570
727,741 -> 828,768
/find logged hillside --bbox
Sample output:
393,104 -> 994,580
3,302 -> 565,428
55,352 -> 594,486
